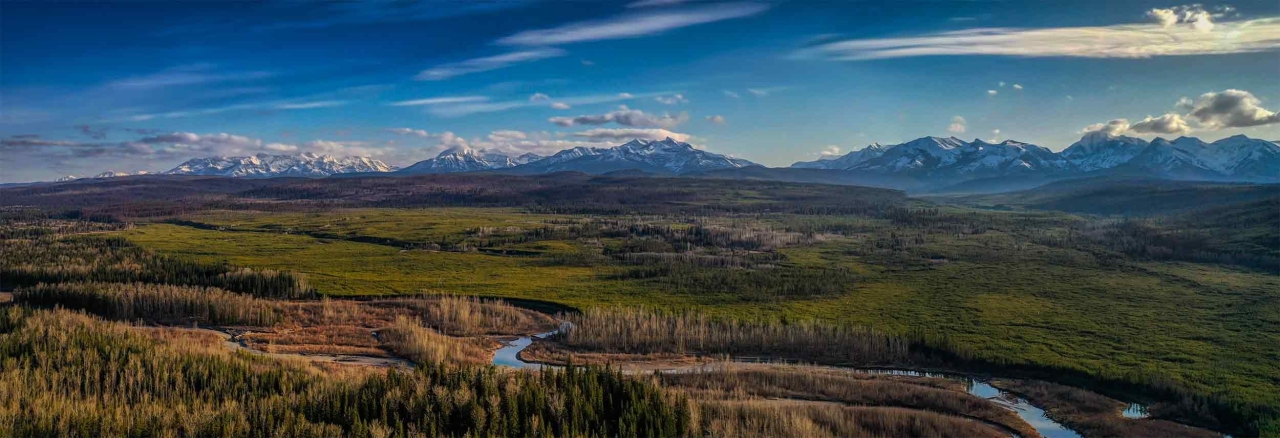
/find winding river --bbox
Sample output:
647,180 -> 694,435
491,331 -> 1083,438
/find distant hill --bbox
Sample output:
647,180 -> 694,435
936,177 -> 1280,216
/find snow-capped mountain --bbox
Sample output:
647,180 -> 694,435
397,147 -> 543,175
1061,132 -> 1149,171
838,136 -> 1072,180
93,171 -> 150,178
510,137 -> 757,175
791,143 -> 887,169
164,153 -> 395,178
784,133 -> 1279,187
1116,135 -> 1280,181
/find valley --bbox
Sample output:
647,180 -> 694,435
1,173 -> 1275,436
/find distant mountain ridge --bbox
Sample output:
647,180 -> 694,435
788,133 -> 1280,190
502,137 -> 757,175
397,147 -> 543,175
164,153 -> 396,178
67,134 -> 1277,194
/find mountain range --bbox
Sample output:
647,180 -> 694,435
163,153 -> 396,178
393,137 -> 755,176
77,134 -> 1278,193
783,133 -> 1279,191
396,146 -> 544,174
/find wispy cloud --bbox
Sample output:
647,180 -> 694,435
573,128 -> 691,142
627,0 -> 689,8
273,100 -> 347,110
389,96 -> 489,106
795,17 -> 1280,60
549,105 -> 688,128
109,64 -> 274,89
497,3 -> 768,45
387,128 -> 431,137
425,91 -> 665,117
414,48 -> 566,81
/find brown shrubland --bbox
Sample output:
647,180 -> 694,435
559,307 -> 910,365
660,363 -> 1038,438
377,315 -> 496,366
697,400 -> 1007,438
14,281 -> 280,326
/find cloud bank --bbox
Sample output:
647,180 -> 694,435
796,17 -> 1280,60
548,105 -> 688,128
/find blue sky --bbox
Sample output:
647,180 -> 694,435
2,0 -> 1279,182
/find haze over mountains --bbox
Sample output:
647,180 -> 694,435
73,134 -> 1279,193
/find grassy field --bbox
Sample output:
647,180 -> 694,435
121,207 -> 1280,433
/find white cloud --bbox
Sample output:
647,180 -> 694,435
1181,89 -> 1280,129
1012,84 -> 1023,90
705,115 -> 726,124
127,132 -> 404,159
497,3 -> 768,45
1130,113 -> 1193,135
430,130 -> 618,157
1083,119 -> 1132,135
1086,89 -> 1279,136
747,88 -> 768,97
1147,5 -> 1224,33
1082,115 -> 1192,136
989,128 -> 1001,142
108,64 -> 274,89
387,128 -> 430,137
300,140 -> 393,158
389,96 -> 488,106
627,0 -> 689,8
723,90 -> 741,99
987,90 -> 998,96
998,81 -> 1006,88
549,105 -> 689,129
1147,8 -> 1179,28
947,116 -> 967,134
529,93 -> 551,102
264,143 -> 298,152
573,128 -> 691,142
654,93 -> 687,105
426,91 -> 653,117
794,17 -> 1280,60
414,48 -> 566,81
819,145 -> 841,157
273,100 -> 346,110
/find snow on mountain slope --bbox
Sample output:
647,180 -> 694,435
1061,132 -> 1149,171
397,147 -> 542,174
1119,135 -> 1280,181
93,171 -> 150,178
791,143 -> 887,169
512,137 -> 757,175
165,153 -> 394,177
842,136 -> 1071,181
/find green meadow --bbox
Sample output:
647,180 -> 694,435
123,206 -> 1280,430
